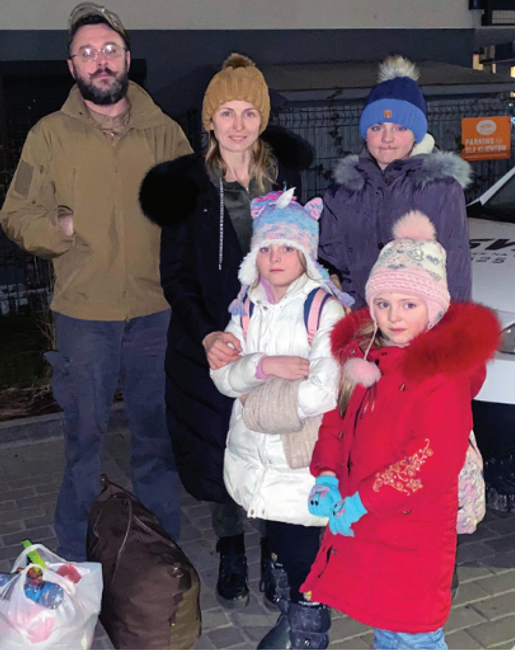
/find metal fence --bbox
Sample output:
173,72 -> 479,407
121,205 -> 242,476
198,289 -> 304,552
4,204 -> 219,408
267,94 -> 515,203
0,72 -> 59,389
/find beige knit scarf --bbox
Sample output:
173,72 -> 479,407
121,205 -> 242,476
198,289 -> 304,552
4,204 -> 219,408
242,377 -> 322,470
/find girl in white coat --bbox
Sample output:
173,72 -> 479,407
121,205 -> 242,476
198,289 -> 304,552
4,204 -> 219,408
211,189 -> 353,649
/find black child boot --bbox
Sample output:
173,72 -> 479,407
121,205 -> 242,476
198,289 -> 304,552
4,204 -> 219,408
257,596 -> 292,650
215,534 -> 249,609
257,555 -> 292,650
288,598 -> 331,649
260,537 -> 290,611
257,596 -> 331,649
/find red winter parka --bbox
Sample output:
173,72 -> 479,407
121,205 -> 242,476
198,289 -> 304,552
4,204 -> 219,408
301,303 -> 500,633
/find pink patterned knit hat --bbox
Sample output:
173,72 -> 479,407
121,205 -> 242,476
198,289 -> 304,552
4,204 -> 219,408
365,211 -> 451,328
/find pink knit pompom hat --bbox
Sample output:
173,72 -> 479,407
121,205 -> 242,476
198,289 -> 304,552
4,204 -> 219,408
343,211 -> 450,390
365,210 -> 451,328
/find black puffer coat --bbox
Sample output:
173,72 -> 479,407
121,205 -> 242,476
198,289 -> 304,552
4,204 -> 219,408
139,134 -> 309,502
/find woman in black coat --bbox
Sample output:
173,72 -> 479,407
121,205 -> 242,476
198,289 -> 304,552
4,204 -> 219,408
140,53 -> 310,610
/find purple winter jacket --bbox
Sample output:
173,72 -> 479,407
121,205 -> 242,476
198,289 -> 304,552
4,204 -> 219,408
319,148 -> 473,309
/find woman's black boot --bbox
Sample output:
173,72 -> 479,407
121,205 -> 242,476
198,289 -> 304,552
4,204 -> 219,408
215,534 -> 249,609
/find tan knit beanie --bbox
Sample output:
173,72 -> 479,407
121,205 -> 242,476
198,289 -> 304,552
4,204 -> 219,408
202,53 -> 270,133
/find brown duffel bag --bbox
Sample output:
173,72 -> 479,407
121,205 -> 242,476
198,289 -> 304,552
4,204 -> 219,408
87,475 -> 201,649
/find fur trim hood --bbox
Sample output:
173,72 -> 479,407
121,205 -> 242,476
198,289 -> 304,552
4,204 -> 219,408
331,303 -> 501,384
333,149 -> 472,192
139,153 -> 208,228
139,128 -> 314,229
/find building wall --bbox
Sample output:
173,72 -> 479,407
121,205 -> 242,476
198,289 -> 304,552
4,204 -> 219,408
0,1 -> 479,116
0,0 -> 480,30
0,29 -> 476,116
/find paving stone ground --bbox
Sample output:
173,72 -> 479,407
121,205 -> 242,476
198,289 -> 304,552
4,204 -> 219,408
1,425 -> 515,649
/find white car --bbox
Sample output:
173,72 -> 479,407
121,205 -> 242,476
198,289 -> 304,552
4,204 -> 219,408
467,169 -> 515,462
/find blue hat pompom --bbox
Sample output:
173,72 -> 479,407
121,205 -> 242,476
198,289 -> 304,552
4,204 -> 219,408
359,56 -> 427,143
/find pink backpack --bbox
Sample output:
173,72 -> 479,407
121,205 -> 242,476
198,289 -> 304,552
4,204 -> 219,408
457,432 -> 486,534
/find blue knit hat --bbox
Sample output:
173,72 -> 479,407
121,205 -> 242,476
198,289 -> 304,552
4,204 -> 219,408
359,56 -> 427,144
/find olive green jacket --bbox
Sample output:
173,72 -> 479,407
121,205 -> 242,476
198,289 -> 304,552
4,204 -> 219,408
1,82 -> 192,320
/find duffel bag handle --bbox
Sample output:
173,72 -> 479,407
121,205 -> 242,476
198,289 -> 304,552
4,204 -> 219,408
92,491 -> 133,583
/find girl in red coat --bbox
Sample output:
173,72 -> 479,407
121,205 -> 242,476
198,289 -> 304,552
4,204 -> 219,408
301,210 -> 500,649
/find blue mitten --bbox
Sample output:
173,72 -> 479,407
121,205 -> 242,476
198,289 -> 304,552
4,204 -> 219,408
329,492 -> 367,537
308,475 -> 342,518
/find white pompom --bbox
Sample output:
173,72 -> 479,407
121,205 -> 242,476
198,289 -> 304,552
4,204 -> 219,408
378,55 -> 420,82
344,358 -> 381,388
392,211 -> 436,242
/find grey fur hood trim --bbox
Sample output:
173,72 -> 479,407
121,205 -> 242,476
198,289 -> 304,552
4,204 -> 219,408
333,155 -> 363,191
415,151 -> 472,190
333,150 -> 472,191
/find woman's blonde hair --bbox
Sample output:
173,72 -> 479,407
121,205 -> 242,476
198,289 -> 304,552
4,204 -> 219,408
337,319 -> 387,417
204,133 -> 278,193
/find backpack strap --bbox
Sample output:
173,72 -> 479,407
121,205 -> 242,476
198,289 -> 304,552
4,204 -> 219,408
242,288 -> 333,343
241,297 -> 254,339
304,288 -> 334,346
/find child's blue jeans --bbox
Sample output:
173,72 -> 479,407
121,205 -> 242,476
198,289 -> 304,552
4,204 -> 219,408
373,627 -> 447,649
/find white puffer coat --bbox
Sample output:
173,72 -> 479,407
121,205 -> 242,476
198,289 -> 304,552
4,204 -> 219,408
211,275 -> 345,526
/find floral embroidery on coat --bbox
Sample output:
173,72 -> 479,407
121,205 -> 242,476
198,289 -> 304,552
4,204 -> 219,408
373,439 -> 434,495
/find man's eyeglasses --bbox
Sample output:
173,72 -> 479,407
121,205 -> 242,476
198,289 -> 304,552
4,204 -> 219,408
70,44 -> 126,63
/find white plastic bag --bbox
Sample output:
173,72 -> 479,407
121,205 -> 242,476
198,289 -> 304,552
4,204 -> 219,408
0,544 -> 102,649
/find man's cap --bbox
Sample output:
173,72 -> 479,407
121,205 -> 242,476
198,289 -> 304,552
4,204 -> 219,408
68,2 -> 127,42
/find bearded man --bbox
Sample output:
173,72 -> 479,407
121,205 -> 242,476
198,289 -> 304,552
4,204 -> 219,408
1,3 -> 192,560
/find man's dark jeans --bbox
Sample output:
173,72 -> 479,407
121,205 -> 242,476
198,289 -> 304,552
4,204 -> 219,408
47,309 -> 180,560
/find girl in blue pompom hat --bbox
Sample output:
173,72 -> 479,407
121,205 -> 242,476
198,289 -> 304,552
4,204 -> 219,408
319,55 -> 473,312
211,189 -> 352,649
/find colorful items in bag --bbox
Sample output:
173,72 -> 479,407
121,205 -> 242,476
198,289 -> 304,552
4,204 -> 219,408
0,544 -> 102,649
56,563 -> 82,584
24,566 -> 64,610
457,431 -> 486,534
0,572 -> 17,587
0,567 -> 64,610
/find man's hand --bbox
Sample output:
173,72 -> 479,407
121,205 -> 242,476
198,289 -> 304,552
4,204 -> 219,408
203,331 -> 242,370
261,355 -> 309,380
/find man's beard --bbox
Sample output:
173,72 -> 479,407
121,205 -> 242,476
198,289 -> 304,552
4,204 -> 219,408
75,66 -> 129,106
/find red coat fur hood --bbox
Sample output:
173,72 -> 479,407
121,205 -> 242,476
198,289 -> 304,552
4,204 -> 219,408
330,302 -> 501,384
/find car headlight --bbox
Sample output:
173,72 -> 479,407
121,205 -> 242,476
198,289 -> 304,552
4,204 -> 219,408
500,324 -> 515,355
